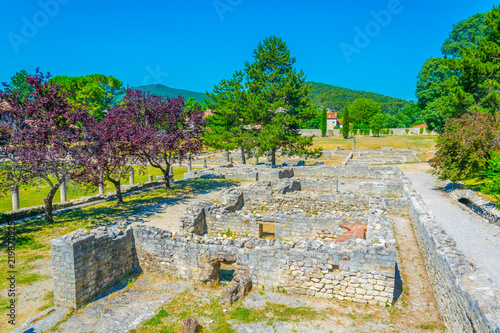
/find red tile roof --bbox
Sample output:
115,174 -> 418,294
203,109 -> 214,118
411,124 -> 428,128
327,112 -> 337,119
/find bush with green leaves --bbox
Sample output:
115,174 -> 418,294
482,152 -> 500,203
431,111 -> 499,182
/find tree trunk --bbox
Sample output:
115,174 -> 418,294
111,180 -> 124,204
43,186 -> 59,224
240,146 -> 246,165
271,148 -> 276,166
162,166 -> 171,190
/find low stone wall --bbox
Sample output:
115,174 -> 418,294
400,175 -> 500,332
51,223 -> 397,309
445,184 -> 500,227
308,128 -> 437,137
134,225 -> 396,304
183,166 -> 294,182
243,191 -> 371,214
51,226 -> 136,309
1,180 -> 165,224
358,181 -> 404,198
292,165 -> 400,180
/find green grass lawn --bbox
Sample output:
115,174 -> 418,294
462,177 -> 499,208
0,166 -> 191,213
311,135 -> 438,152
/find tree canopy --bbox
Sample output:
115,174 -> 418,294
205,36 -> 321,165
346,98 -> 381,125
51,74 -> 124,120
441,12 -> 488,58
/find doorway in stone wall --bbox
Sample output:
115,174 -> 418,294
219,263 -> 235,285
259,223 -> 276,239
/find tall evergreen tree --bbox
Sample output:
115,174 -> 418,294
341,106 -> 350,139
320,107 -> 327,137
204,71 -> 256,164
245,36 -> 320,165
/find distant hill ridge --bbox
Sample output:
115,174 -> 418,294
131,83 -> 409,111
308,82 -> 410,111
133,84 -> 208,104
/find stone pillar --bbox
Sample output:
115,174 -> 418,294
230,157 -> 233,165
203,159 -> 207,169
188,159 -> 192,172
148,175 -> 153,182
11,185 -> 19,211
99,171 -> 105,195
256,156 -> 259,165
335,178 -> 339,193
224,150 -> 230,162
129,168 -> 134,186
352,137 -> 356,151
60,179 -> 67,203
179,159 -> 182,167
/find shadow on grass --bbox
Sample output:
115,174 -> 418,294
0,179 -> 238,249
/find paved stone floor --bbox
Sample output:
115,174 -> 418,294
402,169 -> 500,287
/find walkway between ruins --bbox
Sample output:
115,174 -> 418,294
401,166 -> 500,287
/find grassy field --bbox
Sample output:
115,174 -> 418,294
311,135 -> 438,152
0,178 -> 238,332
0,166 -> 191,213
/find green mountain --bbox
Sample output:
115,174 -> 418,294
308,81 -> 411,113
127,82 -> 410,115
133,84 -> 208,103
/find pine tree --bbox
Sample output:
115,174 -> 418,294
320,107 -> 327,137
342,106 -> 350,139
245,36 -> 320,165
204,71 -> 256,164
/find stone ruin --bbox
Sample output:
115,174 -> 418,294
51,164 -> 500,333
328,147 -> 422,165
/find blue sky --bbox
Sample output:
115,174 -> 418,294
1,0 -> 498,101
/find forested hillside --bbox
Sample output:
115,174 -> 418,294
309,82 -> 410,113
133,84 -> 208,103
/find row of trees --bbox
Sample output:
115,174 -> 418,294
339,98 -> 423,138
203,36 -> 322,165
0,70 -> 203,223
423,6 -> 500,201
416,8 -> 500,133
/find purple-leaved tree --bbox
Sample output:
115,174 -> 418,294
0,70 -> 92,223
73,103 -> 142,204
119,89 -> 205,189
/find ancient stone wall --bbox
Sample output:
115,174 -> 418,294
400,175 -> 500,332
51,227 -> 135,309
358,181 -> 404,197
291,165 -> 400,180
133,225 -> 396,304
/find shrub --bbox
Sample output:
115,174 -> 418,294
405,128 -> 410,135
483,152 -> 500,202
425,127 -> 432,134
420,128 -> 424,134
431,111 -> 499,181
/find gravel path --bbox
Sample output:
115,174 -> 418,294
402,169 -> 500,285
120,182 -> 253,233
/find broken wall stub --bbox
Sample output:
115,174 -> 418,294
51,227 -> 136,309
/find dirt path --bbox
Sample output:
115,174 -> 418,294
119,182 -> 253,233
389,215 -> 443,329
